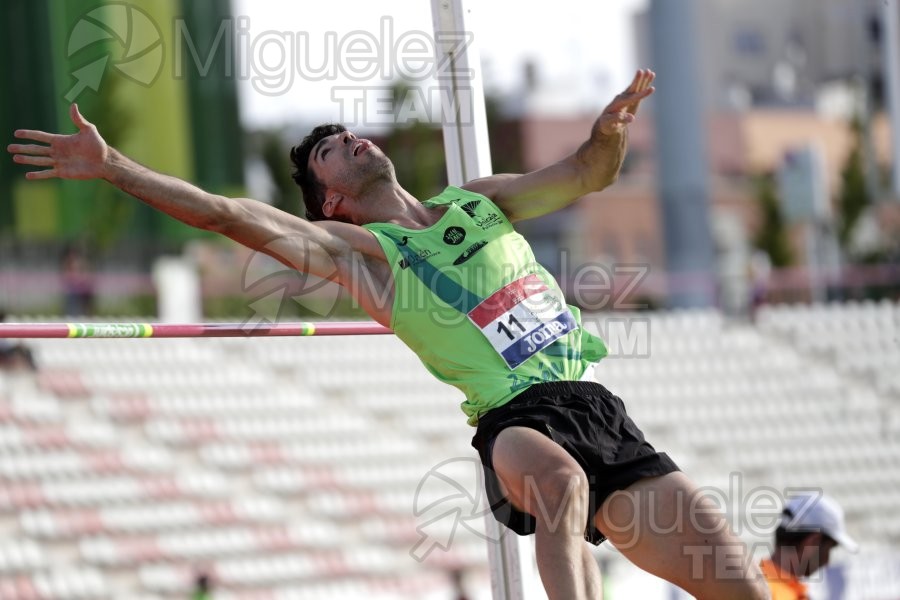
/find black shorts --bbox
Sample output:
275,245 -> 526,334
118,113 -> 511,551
471,380 -> 679,545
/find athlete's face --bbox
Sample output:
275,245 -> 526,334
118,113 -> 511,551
308,130 -> 394,200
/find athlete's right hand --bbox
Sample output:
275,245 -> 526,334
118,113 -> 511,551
7,104 -> 109,181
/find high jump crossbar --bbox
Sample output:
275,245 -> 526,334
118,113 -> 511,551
0,322 -> 391,339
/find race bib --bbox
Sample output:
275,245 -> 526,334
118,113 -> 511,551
468,274 -> 577,369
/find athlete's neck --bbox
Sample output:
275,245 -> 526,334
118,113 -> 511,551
354,182 -> 443,229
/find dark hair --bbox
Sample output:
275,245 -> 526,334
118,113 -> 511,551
289,123 -> 347,221
774,526 -> 836,549
775,526 -> 811,548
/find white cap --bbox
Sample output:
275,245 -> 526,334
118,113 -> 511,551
780,492 -> 858,552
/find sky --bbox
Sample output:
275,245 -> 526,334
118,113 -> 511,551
230,0 -> 649,130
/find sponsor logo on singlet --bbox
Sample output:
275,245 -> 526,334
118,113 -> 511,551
459,199 -> 502,230
399,249 -> 439,269
453,241 -> 489,265
460,200 -> 481,218
443,226 -> 466,245
475,213 -> 503,230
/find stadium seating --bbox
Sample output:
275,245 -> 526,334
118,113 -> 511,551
0,301 -> 898,598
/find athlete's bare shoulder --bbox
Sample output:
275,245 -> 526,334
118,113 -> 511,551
316,219 -> 394,326
317,220 -> 386,261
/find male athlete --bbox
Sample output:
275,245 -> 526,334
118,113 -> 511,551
8,69 -> 768,599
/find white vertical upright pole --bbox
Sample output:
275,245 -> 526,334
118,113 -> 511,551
429,2 -> 538,600
883,0 -> 900,199
430,0 -> 492,185
152,257 -> 202,323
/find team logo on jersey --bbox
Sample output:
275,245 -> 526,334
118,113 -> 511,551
453,241 -> 489,265
442,226 -> 466,245
460,200 -> 481,218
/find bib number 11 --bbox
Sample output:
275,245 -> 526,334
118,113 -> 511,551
497,314 -> 526,340
468,274 -> 577,369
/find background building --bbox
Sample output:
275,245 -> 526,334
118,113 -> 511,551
635,0 -> 885,111
493,0 -> 898,311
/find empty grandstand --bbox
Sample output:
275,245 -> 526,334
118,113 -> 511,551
1,301 -> 898,598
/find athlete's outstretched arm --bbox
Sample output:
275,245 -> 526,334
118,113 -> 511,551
6,104 -> 380,280
463,69 -> 655,222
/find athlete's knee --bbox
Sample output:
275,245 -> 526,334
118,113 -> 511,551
526,467 -> 589,526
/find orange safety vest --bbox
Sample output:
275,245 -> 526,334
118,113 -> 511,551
760,558 -> 810,600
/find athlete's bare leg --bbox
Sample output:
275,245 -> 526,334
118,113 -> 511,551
491,426 -> 602,600
594,471 -> 770,599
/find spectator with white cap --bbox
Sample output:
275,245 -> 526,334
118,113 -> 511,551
761,491 -> 858,600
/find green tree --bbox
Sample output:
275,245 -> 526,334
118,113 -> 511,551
837,116 -> 870,249
753,175 -> 793,267
382,81 -> 447,200
484,93 -> 524,175
381,81 -> 522,198
258,129 -> 302,217
82,72 -> 135,250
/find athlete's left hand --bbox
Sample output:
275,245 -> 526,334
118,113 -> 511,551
594,69 -> 656,136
